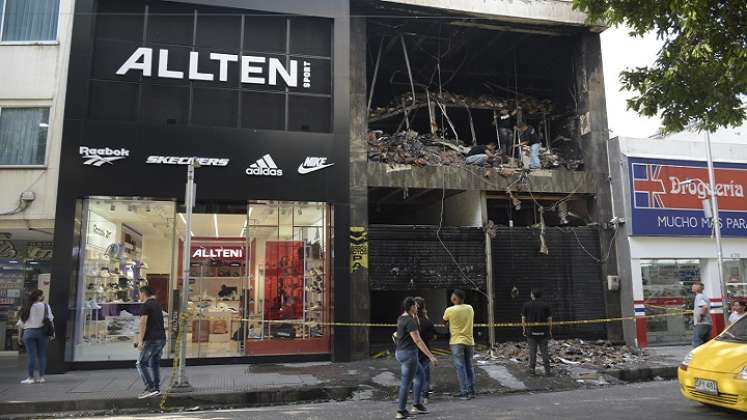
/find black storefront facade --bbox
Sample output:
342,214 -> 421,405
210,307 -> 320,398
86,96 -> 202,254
48,0 -> 351,372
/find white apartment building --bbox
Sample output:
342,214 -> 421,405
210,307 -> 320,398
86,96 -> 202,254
0,0 -> 74,350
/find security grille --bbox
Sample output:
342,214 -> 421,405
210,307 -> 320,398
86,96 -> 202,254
491,226 -> 606,340
369,225 -> 486,291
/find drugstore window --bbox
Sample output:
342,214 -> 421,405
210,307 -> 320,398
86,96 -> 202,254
72,198 -> 331,361
641,259 -> 701,345
724,259 -> 747,302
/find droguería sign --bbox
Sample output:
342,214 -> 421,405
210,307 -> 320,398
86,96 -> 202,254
629,157 -> 747,236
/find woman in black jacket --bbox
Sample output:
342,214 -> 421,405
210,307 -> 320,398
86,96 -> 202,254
414,296 -> 436,403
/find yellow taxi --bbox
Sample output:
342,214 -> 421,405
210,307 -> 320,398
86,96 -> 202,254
678,315 -> 747,412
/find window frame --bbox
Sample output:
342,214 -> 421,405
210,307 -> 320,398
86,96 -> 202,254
0,0 -> 61,44
0,105 -> 52,168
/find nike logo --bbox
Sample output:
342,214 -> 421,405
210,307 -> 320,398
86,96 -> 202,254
298,162 -> 335,174
297,157 -> 335,174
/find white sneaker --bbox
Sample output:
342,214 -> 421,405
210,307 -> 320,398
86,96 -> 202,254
36,377 -> 46,383
20,378 -> 35,384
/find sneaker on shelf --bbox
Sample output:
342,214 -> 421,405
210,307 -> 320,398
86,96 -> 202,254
20,378 -> 35,384
395,410 -> 409,419
410,404 -> 428,414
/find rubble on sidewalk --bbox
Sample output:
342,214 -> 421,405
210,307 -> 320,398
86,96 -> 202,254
489,339 -> 648,370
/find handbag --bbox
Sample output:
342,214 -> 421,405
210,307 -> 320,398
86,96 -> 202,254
42,304 -> 55,338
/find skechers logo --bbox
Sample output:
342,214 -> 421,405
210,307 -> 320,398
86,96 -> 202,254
146,156 -> 230,166
297,157 -> 335,174
79,146 -> 130,166
245,154 -> 283,176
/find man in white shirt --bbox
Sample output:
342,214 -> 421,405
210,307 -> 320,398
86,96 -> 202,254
691,282 -> 711,347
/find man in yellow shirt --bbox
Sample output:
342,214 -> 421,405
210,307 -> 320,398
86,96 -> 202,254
442,289 -> 475,399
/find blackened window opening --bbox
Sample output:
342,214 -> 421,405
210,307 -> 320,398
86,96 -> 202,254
365,15 -> 585,169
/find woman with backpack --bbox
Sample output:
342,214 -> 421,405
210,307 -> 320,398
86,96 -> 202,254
17,289 -> 54,384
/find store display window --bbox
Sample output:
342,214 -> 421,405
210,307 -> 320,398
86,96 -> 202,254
72,198 -> 176,361
176,201 -> 331,358
641,259 -> 701,345
73,199 -> 331,361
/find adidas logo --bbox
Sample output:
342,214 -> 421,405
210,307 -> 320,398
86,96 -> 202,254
245,154 -> 283,176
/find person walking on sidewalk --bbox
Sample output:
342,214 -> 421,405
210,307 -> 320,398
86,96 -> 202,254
17,289 -> 54,384
136,286 -> 166,399
521,288 -> 552,376
414,296 -> 436,403
691,282 -> 712,347
395,297 -> 438,419
442,289 -> 476,400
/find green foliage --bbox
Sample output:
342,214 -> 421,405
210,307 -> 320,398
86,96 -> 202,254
573,0 -> 747,133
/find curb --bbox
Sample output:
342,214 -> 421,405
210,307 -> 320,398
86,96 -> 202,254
602,365 -> 679,382
0,385 -> 358,419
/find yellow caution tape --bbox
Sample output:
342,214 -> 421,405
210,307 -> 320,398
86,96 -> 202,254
178,308 -> 693,330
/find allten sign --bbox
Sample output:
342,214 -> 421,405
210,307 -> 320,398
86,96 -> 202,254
629,157 -> 747,236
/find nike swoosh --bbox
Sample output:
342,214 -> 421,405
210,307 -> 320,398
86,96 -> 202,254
297,163 -> 335,174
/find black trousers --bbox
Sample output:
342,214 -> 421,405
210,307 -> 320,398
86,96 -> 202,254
527,336 -> 550,373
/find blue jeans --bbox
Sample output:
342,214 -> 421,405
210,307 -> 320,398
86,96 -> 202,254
529,143 -> 541,168
22,328 -> 49,378
421,358 -> 431,398
137,339 -> 165,391
692,324 -> 711,347
396,349 -> 424,411
466,154 -> 488,166
450,344 -> 475,395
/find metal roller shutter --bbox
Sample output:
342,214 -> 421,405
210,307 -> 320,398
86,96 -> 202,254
369,225 -> 486,291
491,226 -> 606,340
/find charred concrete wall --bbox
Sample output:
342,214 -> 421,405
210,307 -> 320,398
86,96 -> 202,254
349,17 -> 370,360
573,32 -> 620,342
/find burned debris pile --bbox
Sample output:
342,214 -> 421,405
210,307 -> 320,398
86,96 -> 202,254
369,91 -> 553,122
367,90 -> 583,171
367,130 -> 468,167
491,339 -> 647,370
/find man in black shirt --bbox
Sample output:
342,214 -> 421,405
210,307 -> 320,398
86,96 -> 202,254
136,286 -> 166,398
496,108 -> 518,153
518,123 -> 542,169
521,288 -> 552,376
465,142 -> 497,167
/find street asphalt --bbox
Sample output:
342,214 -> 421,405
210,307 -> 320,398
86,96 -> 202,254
48,380 -> 744,420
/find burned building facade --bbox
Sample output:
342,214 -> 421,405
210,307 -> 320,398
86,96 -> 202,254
349,0 -> 620,355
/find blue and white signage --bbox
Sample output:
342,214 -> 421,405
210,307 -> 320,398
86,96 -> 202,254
629,157 -> 747,236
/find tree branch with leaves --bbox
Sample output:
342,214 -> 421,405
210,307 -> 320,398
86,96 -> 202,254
573,0 -> 747,133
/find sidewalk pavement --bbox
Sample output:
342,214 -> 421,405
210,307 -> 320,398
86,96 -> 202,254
0,344 -> 689,418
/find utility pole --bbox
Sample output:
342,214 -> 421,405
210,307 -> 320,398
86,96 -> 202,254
703,131 -> 729,327
172,159 -> 199,392
484,228 -> 496,357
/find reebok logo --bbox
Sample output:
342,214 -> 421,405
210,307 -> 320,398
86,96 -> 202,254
80,146 -> 130,166
245,154 -> 283,176
297,157 -> 335,175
